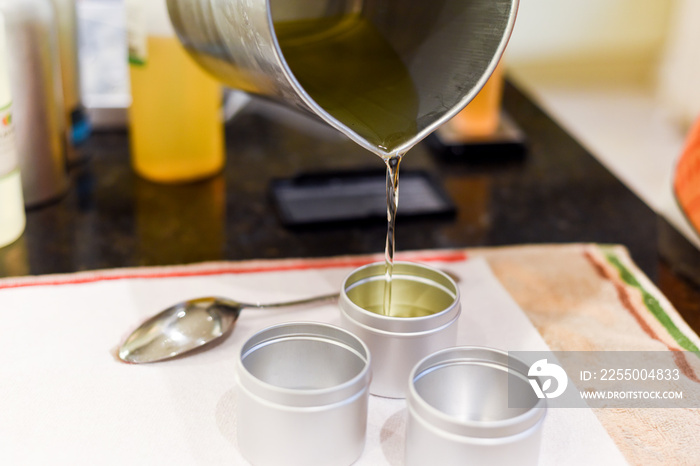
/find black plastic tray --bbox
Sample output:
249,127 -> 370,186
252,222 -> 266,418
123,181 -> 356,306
271,169 -> 456,227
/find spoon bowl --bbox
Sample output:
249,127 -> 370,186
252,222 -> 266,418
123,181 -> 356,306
118,294 -> 338,364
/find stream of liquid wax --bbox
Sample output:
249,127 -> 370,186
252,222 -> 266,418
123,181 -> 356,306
383,155 -> 402,316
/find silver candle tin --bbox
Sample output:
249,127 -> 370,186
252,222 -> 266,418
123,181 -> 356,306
406,347 -> 547,466
339,261 -> 460,398
236,322 -> 371,466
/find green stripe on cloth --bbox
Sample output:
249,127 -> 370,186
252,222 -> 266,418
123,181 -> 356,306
604,250 -> 700,354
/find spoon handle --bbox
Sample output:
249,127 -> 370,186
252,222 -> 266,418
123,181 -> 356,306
253,292 -> 340,309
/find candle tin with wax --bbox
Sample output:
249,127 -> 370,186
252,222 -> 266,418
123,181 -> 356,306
339,261 -> 460,398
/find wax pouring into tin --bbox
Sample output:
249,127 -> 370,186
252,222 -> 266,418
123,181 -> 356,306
166,0 -> 518,315
272,13 -> 416,315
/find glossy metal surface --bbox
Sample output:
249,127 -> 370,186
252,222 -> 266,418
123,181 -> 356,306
167,0 -> 519,157
118,293 -> 338,364
339,261 -> 460,398
1,0 -> 68,206
237,322 -> 371,466
406,347 -> 546,466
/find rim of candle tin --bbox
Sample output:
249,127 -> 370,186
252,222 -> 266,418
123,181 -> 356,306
340,261 -> 461,333
408,346 -> 547,439
237,322 -> 372,408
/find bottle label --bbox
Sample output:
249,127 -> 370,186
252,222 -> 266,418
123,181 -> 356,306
126,0 -> 148,66
0,101 -> 17,178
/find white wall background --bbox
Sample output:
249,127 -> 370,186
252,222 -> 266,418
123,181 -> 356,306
502,0 -> 700,248
505,0 -> 673,65
657,0 -> 700,130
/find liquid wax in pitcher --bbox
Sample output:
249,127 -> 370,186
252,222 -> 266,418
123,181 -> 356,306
274,14 -> 420,154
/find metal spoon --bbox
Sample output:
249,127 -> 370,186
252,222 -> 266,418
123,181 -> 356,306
118,293 -> 339,364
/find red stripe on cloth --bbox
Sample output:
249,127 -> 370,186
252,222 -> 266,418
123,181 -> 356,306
0,250 -> 469,290
583,249 -> 661,342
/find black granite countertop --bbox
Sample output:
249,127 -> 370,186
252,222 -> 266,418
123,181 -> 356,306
2,82 -> 699,332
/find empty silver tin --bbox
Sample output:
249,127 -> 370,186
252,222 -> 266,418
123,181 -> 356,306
339,261 -> 460,398
236,322 -> 371,466
406,347 -> 547,466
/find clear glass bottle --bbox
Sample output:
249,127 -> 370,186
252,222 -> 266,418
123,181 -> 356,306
126,0 -> 224,184
0,12 -> 26,248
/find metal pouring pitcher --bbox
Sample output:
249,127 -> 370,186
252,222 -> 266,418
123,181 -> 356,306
167,0 -> 518,157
